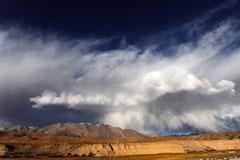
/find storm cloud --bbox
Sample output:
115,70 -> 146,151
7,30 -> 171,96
1,1 -> 240,134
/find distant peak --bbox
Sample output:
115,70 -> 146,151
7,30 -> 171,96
3,122 -> 147,140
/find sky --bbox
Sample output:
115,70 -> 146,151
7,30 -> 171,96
0,0 -> 240,135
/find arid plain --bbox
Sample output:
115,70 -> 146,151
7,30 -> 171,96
1,123 -> 240,159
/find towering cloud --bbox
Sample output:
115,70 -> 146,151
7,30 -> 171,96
0,2 -> 240,134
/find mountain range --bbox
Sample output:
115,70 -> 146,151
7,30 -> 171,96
0,122 -> 147,140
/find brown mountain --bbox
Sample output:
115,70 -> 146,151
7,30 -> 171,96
8,122 -> 147,140
9,125 -> 29,132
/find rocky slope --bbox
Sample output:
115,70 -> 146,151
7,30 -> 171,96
6,122 -> 147,140
1,130 -> 240,158
1,138 -> 240,157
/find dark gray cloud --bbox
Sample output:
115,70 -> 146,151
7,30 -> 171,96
148,90 -> 234,115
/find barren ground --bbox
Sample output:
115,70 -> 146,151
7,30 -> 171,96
1,151 -> 240,160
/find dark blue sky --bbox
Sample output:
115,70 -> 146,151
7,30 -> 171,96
0,0 -> 238,42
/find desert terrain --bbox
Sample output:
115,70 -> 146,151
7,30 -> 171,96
0,123 -> 240,159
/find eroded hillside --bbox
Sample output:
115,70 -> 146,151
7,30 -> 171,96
1,130 -> 240,158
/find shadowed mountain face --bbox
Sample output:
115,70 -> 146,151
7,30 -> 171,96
3,122 -> 147,140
